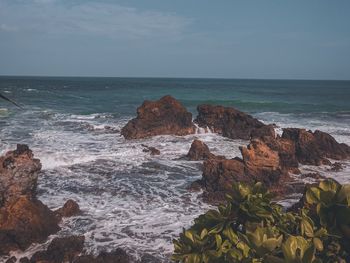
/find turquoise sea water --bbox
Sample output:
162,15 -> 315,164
1,77 -> 350,114
0,77 -> 349,261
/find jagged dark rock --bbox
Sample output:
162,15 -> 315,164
194,104 -> 275,140
0,196 -> 60,255
121,96 -> 195,139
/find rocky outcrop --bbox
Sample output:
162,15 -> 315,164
194,104 -> 275,140
54,199 -> 81,219
0,145 -> 80,256
30,236 -> 85,263
195,139 -> 291,202
261,135 -> 300,174
0,144 -> 41,206
282,128 -> 350,165
121,96 -> 195,139
0,196 -> 60,255
186,140 -> 215,161
240,139 -> 283,184
73,248 -> 131,263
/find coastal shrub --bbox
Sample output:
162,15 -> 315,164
172,179 -> 350,263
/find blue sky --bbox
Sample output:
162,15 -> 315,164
0,0 -> 349,79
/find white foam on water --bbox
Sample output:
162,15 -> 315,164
1,109 -> 350,262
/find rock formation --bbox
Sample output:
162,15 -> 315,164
282,128 -> 350,165
0,144 -> 41,206
54,199 -> 81,219
121,96 -> 195,139
260,135 -> 300,174
194,104 -> 275,140
30,236 -> 85,263
186,140 -> 215,161
193,126 -> 350,202
0,145 -> 80,256
194,139 -> 291,202
0,196 -> 60,255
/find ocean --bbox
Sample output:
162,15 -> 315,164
0,76 -> 350,261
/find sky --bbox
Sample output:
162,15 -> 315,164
0,0 -> 349,80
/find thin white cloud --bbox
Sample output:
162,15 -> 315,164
0,0 -> 192,40
0,23 -> 18,32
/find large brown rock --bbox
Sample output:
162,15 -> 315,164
241,139 -> 282,185
196,139 -> 290,202
121,96 -> 195,139
186,140 -> 215,161
0,196 -> 60,255
194,104 -> 275,139
0,146 -> 81,257
0,144 -> 41,206
282,128 -> 350,165
261,135 -> 300,173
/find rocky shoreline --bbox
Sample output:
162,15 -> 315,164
1,95 -> 349,262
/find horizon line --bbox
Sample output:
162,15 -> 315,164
0,74 -> 349,82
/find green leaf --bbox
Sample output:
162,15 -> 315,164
313,237 -> 323,252
302,244 -> 315,263
306,187 -> 321,205
200,228 -> 208,239
215,234 -> 222,248
185,230 -> 195,243
319,179 -> 339,193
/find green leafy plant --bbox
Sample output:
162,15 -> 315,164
172,179 -> 350,263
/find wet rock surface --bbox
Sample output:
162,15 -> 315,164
121,96 -> 195,139
0,145 -> 80,257
54,199 -> 81,219
194,104 -> 274,140
195,139 -> 292,202
0,144 -> 41,206
186,139 -> 215,161
73,248 -> 132,263
282,128 -> 350,165
30,235 -> 85,263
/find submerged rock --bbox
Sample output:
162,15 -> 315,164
141,144 -> 160,155
194,104 -> 274,140
121,95 -> 195,139
186,139 -> 215,161
328,162 -> 343,172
